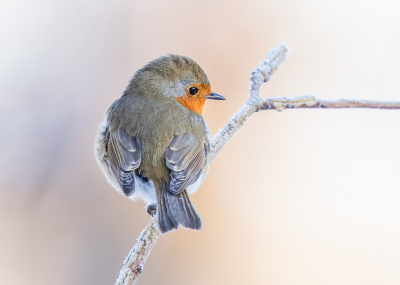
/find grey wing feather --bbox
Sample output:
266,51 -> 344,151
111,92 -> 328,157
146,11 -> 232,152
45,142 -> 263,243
107,128 -> 141,196
166,133 -> 207,195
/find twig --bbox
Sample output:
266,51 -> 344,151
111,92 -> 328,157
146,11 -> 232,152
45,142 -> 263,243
115,217 -> 159,285
114,43 -> 400,284
208,42 -> 290,163
208,94 -> 400,163
261,96 -> 400,110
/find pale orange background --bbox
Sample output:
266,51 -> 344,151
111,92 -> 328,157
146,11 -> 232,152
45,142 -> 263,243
1,0 -> 400,284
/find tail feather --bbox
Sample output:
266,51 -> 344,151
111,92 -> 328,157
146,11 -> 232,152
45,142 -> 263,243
157,182 -> 177,233
157,180 -> 202,234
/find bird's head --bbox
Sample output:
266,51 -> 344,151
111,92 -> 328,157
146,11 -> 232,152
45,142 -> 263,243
132,54 -> 225,114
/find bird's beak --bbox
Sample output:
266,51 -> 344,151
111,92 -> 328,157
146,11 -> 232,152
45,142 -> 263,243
205,92 -> 226,100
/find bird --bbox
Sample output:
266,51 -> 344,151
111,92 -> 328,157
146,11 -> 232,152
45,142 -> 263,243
94,54 -> 225,234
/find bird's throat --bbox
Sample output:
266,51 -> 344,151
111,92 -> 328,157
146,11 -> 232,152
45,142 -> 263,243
175,96 -> 206,114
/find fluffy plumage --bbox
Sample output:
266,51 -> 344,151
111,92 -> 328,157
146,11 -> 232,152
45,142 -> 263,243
94,54 -> 222,233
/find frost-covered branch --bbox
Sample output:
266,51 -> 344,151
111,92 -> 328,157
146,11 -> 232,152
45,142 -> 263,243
208,42 -> 290,163
114,43 -> 400,285
209,94 -> 400,163
208,43 -> 400,163
115,217 -> 159,285
261,96 -> 400,110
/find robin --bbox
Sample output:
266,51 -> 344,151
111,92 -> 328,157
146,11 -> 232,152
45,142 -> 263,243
94,55 -> 225,234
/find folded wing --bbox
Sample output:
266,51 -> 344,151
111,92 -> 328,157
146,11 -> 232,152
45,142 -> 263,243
165,133 -> 208,195
107,128 -> 141,196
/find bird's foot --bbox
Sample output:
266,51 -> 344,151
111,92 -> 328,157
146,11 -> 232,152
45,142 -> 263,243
146,204 -> 157,217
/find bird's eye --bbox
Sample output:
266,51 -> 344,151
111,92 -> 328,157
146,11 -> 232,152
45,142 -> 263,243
189,87 -> 198,96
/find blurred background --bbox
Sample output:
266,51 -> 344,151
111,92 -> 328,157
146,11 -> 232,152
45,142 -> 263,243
1,0 -> 400,284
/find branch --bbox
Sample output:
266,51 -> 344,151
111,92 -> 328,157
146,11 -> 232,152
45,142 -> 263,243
261,96 -> 400,110
114,43 -> 400,284
208,42 -> 290,163
208,95 -> 400,163
209,43 -> 400,162
115,217 -> 159,285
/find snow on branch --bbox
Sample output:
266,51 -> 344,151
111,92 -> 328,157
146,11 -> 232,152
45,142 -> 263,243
114,43 -> 400,285
208,43 -> 400,163
208,42 -> 290,163
115,217 -> 159,285
261,96 -> 400,110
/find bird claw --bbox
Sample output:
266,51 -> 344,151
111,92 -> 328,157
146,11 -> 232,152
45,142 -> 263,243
146,204 -> 157,217
136,264 -> 143,274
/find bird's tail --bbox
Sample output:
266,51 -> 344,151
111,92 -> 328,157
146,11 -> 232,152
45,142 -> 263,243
157,180 -> 202,234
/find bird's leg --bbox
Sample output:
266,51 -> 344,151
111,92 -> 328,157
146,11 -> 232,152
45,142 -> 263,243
146,204 -> 157,217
